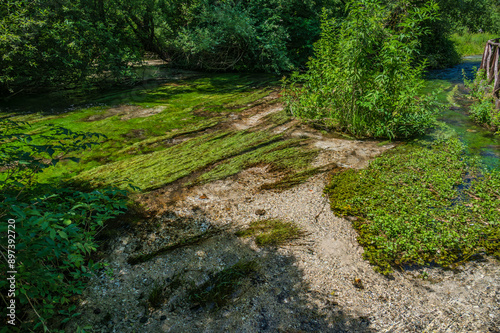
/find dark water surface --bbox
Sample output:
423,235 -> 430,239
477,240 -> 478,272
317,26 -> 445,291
425,55 -> 500,170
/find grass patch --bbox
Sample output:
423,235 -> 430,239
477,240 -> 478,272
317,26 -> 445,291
260,164 -> 336,191
236,219 -> 303,246
325,126 -> 500,274
148,282 -> 166,308
77,130 -> 316,191
451,33 -> 499,56
188,261 -> 258,308
195,137 -> 317,185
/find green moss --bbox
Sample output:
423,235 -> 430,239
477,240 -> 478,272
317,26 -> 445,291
260,165 -> 333,191
262,107 -> 291,127
113,118 -> 221,156
195,137 -> 317,185
188,261 -> 258,308
236,219 -> 303,246
5,73 -> 280,185
326,127 -> 500,274
76,127 -> 316,191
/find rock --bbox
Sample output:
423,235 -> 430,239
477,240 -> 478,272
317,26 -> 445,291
353,278 -> 364,289
255,209 -> 266,216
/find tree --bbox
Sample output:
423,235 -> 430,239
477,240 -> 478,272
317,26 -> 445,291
284,0 -> 439,139
0,0 -> 142,96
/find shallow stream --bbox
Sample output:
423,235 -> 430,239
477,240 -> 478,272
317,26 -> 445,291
425,55 -> 500,170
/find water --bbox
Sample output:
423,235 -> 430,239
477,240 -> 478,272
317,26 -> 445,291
425,55 -> 500,170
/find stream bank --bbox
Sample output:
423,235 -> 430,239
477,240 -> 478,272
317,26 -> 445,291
2,62 -> 498,332
67,75 -> 499,332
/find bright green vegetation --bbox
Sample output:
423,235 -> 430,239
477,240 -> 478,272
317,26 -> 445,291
0,119 -> 128,331
451,33 -> 499,56
5,74 -> 313,189
76,130 -> 315,191
188,261 -> 258,308
463,68 -> 500,133
326,126 -> 500,274
236,219 -> 303,246
284,0 -> 438,139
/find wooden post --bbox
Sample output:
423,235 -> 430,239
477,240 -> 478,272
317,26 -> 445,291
480,38 -> 500,109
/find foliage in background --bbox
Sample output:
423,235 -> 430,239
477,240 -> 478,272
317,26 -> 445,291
4,0 -> 495,96
451,33 -> 499,57
326,126 -> 500,274
284,0 -> 439,139
0,118 -> 128,331
438,0 -> 500,35
112,0 -> 346,72
0,0 -> 143,96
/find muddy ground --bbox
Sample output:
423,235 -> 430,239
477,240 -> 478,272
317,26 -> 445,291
70,97 -> 500,333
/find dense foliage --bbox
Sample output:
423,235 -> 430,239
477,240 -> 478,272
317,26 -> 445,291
0,0 -> 142,95
439,0 -> 500,34
106,0 -> 346,72
326,127 -> 500,274
284,0 -> 439,139
6,0 -> 496,95
0,119 -> 128,331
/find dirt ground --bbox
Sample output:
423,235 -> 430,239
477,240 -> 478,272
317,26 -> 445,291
71,99 -> 500,333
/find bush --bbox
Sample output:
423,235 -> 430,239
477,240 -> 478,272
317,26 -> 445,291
0,118 -> 128,331
464,68 -> 500,133
284,0 -> 439,139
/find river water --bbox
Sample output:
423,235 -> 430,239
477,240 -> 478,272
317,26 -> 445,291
425,55 -> 500,170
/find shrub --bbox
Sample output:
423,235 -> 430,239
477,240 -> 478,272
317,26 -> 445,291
464,68 -> 500,133
0,118 -> 128,331
284,0 -> 439,139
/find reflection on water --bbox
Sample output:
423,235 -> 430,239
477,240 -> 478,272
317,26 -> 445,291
426,55 -> 500,170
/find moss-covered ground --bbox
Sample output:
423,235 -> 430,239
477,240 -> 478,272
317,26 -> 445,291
326,124 -> 500,274
236,219 -> 303,246
3,73 -> 317,191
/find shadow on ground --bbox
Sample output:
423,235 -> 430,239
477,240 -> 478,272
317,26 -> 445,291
70,208 -> 375,333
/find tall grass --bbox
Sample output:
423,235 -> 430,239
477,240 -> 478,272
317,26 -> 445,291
451,32 -> 498,56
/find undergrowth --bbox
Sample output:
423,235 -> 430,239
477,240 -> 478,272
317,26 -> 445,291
463,68 -> 500,133
325,125 -> 500,274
